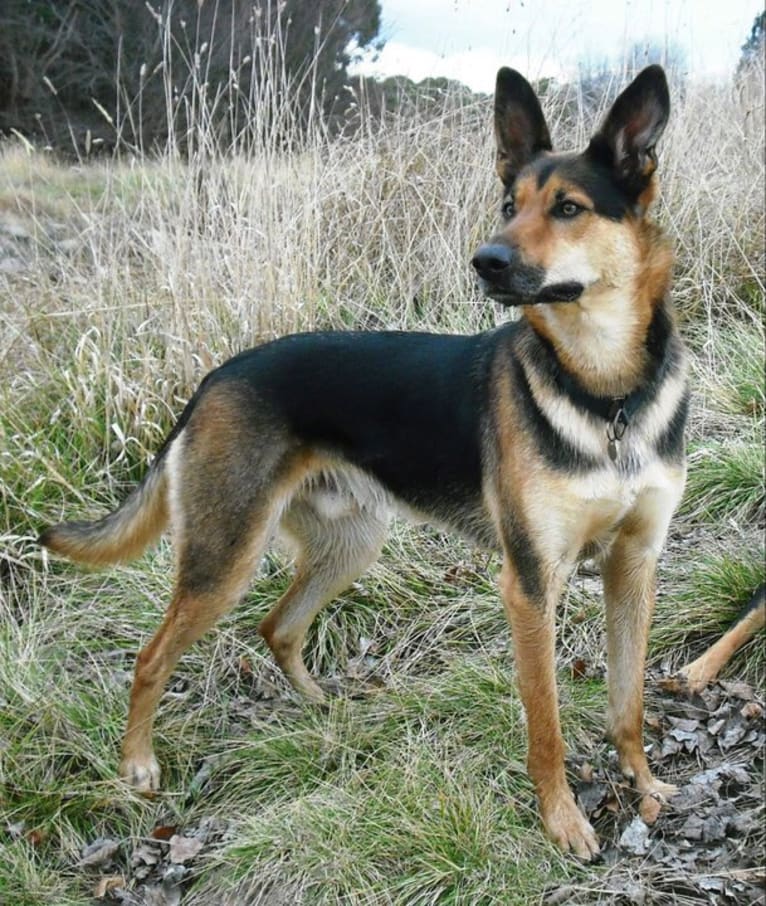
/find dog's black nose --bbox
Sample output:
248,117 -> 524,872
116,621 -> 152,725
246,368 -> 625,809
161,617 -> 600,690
471,243 -> 513,278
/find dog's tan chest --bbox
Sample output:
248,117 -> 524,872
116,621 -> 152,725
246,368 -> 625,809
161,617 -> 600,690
570,457 -> 684,551
520,454 -> 684,567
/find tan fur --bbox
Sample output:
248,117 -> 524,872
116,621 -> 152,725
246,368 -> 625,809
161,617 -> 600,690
602,490 -> 680,800
40,465 -> 169,565
680,597 -> 765,692
120,535 -> 271,790
483,347 -> 683,859
259,487 -> 389,701
504,175 -> 673,398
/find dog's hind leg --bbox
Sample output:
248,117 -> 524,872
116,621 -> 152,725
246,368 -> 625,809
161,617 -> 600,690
119,498 -> 279,791
118,384 -> 305,791
259,493 -> 389,701
119,542 -> 267,792
679,583 -> 765,691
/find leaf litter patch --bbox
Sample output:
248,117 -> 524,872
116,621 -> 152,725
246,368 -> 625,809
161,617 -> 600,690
549,674 -> 765,904
67,663 -> 763,904
76,817 -> 228,905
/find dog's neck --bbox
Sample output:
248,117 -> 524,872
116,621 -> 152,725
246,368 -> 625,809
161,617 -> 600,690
521,298 -> 681,431
523,290 -> 651,396
523,224 -> 674,398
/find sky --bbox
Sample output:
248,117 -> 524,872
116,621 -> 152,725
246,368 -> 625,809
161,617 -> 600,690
350,0 -> 762,92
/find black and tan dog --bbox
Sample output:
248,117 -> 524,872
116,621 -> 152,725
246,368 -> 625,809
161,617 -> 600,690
39,65 -> 688,858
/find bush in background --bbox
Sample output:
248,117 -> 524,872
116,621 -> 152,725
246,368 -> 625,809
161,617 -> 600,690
0,0 -> 382,153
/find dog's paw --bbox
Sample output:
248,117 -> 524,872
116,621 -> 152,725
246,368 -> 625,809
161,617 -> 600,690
677,660 -> 714,694
541,794 -> 600,860
637,776 -> 677,802
618,757 -> 677,803
119,754 -> 161,795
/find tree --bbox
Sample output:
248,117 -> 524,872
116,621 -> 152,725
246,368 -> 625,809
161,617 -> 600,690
738,10 -> 765,74
0,0 -> 383,153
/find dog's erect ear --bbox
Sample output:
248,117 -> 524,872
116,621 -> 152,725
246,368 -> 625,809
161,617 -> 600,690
494,68 -> 552,187
588,65 -> 670,200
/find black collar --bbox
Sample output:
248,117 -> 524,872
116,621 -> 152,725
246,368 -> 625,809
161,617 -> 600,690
552,367 -> 637,424
523,302 -> 679,461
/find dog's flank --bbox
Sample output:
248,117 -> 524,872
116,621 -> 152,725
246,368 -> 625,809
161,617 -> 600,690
39,65 -> 687,860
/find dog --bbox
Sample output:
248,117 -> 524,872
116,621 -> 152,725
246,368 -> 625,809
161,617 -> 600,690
680,583 -> 765,691
39,64 -> 688,859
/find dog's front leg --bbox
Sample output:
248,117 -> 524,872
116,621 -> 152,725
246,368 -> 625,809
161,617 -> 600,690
500,559 -> 600,859
602,491 -> 679,802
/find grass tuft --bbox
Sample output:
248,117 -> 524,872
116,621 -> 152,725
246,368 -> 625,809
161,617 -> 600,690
683,439 -> 765,525
653,552 -> 765,682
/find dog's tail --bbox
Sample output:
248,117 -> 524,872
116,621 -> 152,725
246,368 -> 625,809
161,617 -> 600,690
38,457 -> 170,566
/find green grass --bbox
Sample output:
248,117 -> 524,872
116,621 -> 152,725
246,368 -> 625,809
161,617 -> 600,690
722,330 -> 765,418
194,658 -> 548,904
690,319 -> 765,419
212,737 -> 549,905
2,546 -> 604,905
683,439 -> 765,524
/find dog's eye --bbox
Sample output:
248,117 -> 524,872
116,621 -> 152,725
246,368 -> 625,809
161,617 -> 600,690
501,198 -> 516,219
554,200 -> 582,218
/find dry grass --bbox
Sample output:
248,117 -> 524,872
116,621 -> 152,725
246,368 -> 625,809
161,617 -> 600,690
0,48 -> 764,905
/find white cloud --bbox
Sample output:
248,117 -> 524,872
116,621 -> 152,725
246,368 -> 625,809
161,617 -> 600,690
351,0 -> 759,92
352,41 -> 551,92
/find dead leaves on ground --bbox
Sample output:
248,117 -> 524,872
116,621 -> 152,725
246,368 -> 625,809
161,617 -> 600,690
71,672 -> 763,904
549,674 -> 765,904
81,818 -> 227,904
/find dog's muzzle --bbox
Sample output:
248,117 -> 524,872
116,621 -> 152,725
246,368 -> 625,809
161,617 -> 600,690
472,242 -> 584,306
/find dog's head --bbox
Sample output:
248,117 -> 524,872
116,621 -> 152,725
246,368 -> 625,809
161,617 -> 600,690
473,66 -> 670,307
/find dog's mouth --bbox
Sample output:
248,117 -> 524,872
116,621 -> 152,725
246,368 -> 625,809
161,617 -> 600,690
484,281 -> 585,307
534,281 -> 585,304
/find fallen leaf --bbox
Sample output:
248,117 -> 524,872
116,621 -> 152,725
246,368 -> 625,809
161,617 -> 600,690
25,827 -> 47,847
151,824 -> 178,841
669,716 -> 700,734
132,840 -> 162,869
702,812 -> 731,842
577,782 -> 607,816
94,875 -> 126,899
741,701 -> 763,720
168,834 -> 204,864
543,885 -> 579,905
79,837 -> 121,868
707,717 -> 726,735
570,658 -> 588,680
618,817 -> 650,855
719,680 -> 755,701
141,881 -> 182,906
718,716 -> 748,750
680,814 -> 705,840
731,808 -> 761,835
